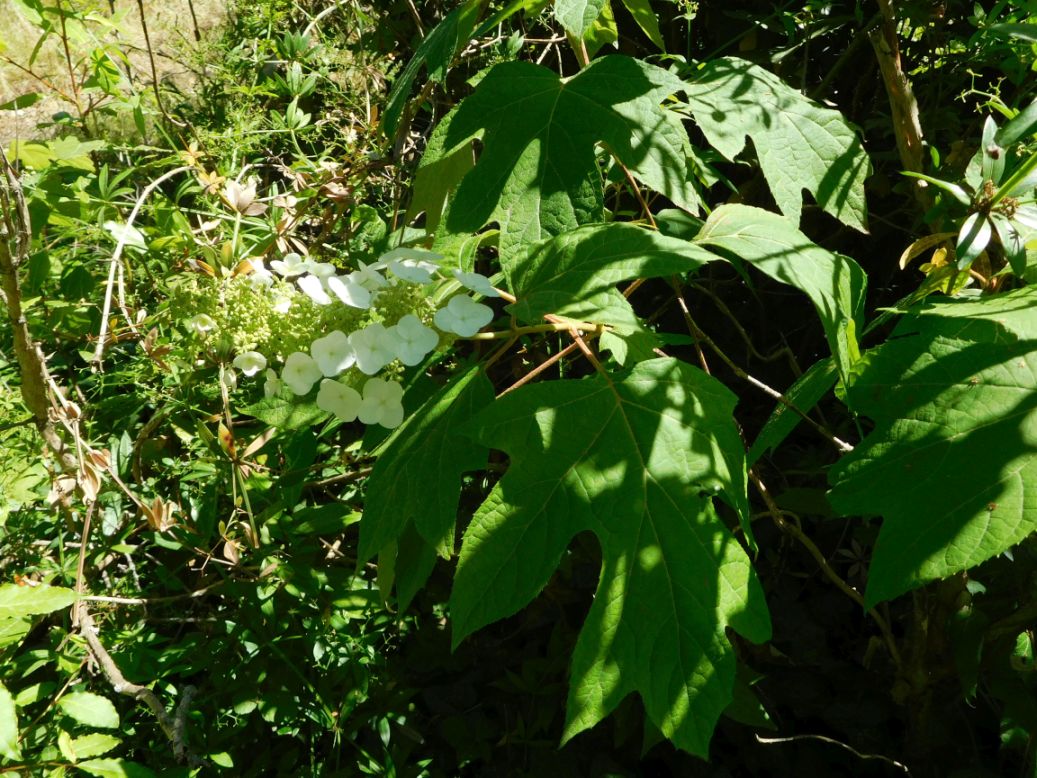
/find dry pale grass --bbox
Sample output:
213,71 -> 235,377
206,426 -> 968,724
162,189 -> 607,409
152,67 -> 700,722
0,0 -> 226,145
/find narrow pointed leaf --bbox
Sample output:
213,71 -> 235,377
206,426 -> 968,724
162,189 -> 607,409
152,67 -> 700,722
956,212 -> 992,269
451,358 -> 770,757
829,288 -> 1037,606
996,98 -> 1037,146
382,2 -> 483,136
694,204 -> 866,382
619,0 -> 665,49
684,57 -> 870,231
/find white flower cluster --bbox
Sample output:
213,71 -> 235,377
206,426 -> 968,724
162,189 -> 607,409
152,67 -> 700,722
201,246 -> 499,430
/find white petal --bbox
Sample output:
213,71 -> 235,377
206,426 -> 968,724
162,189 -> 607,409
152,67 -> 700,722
282,352 -> 322,395
327,275 -> 372,309
298,274 -> 332,305
453,270 -> 500,297
263,369 -> 282,398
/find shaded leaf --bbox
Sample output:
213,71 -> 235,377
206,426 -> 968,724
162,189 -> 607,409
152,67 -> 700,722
829,288 -> 1037,606
747,357 -> 838,466
359,366 -> 494,560
695,204 -> 866,382
452,358 -> 770,756
684,57 -> 870,231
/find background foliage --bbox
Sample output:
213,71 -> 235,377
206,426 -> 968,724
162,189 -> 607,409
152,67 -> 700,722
1,1 -> 1037,776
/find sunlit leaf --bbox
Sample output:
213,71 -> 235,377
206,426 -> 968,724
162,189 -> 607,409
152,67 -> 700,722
451,358 -> 770,757
830,288 -> 1037,606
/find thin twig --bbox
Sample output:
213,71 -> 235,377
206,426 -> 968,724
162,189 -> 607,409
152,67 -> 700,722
755,732 -> 911,775
749,470 -> 902,669
670,285 -> 853,453
92,166 -> 191,368
78,608 -> 205,766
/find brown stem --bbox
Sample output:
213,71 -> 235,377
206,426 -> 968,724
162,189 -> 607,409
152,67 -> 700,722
0,150 -> 76,471
868,2 -> 926,182
749,470 -> 902,669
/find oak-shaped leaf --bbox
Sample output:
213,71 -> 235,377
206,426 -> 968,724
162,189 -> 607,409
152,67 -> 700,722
684,57 -> 870,231
414,55 -> 698,259
829,288 -> 1037,606
451,358 -> 771,756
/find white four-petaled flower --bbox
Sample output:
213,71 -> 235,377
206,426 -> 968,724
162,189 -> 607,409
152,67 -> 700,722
316,379 -> 362,422
350,323 -> 399,375
434,294 -> 494,337
390,315 -> 439,365
358,378 -> 404,429
282,351 -> 323,395
232,351 -> 267,377
186,313 -> 217,335
310,330 -> 355,376
270,252 -> 309,277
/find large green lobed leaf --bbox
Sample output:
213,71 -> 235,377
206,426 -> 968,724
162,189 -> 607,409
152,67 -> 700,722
415,55 -> 698,259
684,58 -> 870,231
451,358 -> 770,756
829,288 -> 1037,606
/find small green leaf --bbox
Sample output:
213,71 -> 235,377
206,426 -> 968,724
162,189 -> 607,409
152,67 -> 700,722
980,115 -> 1005,184
0,681 -> 20,761
452,358 -> 770,756
68,733 -> 121,760
58,692 -> 120,729
75,758 -> 156,778
695,204 -> 866,383
242,391 -> 328,430
0,583 -> 76,619
829,287 -> 1037,606
553,0 -> 607,37
956,212 -> 992,269
0,92 -> 42,111
102,221 -> 147,253
683,58 -> 870,231
989,212 -> 1027,276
